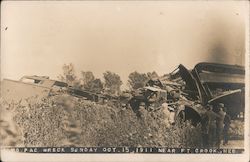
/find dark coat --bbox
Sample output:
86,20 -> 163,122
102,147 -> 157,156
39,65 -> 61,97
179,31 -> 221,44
224,114 -> 231,130
216,110 -> 225,129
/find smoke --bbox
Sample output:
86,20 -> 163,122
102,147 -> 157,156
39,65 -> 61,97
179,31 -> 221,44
208,42 -> 229,64
205,11 -> 245,66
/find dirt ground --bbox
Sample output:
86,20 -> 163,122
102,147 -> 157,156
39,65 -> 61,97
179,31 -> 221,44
220,139 -> 244,149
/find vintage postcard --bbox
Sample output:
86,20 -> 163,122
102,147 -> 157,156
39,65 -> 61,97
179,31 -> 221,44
0,1 -> 249,162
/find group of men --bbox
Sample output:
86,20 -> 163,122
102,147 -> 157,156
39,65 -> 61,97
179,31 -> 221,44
121,89 -> 232,149
201,103 -> 231,148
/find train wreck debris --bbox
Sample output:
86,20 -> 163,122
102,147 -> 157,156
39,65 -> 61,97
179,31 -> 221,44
129,62 -> 245,123
0,62 -> 245,124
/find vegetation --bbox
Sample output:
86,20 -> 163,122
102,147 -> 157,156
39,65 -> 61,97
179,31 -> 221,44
58,63 -> 81,88
128,71 -> 149,90
81,71 -> 103,93
58,63 -> 159,94
1,95 -> 202,147
103,71 -> 123,96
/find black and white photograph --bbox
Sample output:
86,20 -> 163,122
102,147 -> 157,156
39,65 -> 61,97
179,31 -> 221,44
0,1 -> 249,162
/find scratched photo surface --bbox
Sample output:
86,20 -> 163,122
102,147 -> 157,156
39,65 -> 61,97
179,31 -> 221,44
0,0 -> 247,155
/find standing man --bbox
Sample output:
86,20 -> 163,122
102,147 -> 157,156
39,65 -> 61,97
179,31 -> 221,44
161,99 -> 171,128
216,103 -> 226,148
201,107 -> 209,148
168,106 -> 176,125
223,107 -> 231,145
137,102 -> 147,118
206,105 -> 219,148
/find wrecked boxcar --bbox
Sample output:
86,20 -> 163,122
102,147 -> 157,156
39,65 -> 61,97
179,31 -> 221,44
171,62 -> 245,120
1,76 -> 68,102
1,75 -> 110,103
129,62 -> 245,123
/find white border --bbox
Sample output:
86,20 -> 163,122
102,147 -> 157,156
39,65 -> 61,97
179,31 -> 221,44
0,1 -> 249,162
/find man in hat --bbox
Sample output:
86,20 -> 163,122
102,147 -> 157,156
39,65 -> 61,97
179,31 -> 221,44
137,102 -> 147,118
147,92 -> 158,103
205,104 -> 219,148
168,106 -> 176,125
161,99 -> 171,127
138,102 -> 146,110
216,103 -> 226,148
223,107 -> 231,145
201,106 -> 209,148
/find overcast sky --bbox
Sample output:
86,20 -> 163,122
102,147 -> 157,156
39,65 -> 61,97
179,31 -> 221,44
1,1 -> 248,86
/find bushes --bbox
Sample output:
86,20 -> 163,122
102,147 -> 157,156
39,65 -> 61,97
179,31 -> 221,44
0,99 -> 22,146
229,120 -> 244,139
1,95 -> 202,147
